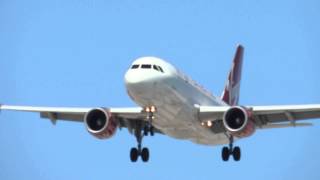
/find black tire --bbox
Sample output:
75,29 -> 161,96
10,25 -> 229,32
130,148 -> 139,162
233,146 -> 241,161
141,148 -> 149,162
222,147 -> 230,161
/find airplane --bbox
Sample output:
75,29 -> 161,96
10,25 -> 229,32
1,44 -> 320,163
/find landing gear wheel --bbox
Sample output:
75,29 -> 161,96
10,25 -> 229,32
233,146 -> 241,161
221,136 -> 241,162
222,147 -> 230,161
131,122 -> 152,163
130,148 -> 139,162
141,148 -> 149,162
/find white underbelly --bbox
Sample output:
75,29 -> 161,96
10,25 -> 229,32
129,76 -> 229,145
151,83 -> 228,145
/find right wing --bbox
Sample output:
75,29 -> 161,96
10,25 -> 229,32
0,104 -> 162,134
0,104 -> 145,122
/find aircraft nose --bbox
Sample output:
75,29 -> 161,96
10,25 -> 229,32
125,70 -> 154,98
124,70 -> 144,85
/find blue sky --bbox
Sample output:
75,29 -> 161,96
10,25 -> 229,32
1,0 -> 320,179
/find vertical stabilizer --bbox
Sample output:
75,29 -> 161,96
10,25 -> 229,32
221,45 -> 244,106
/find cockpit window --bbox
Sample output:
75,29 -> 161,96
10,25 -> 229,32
153,65 -> 159,71
158,66 -> 164,73
131,63 -> 164,73
153,65 -> 164,73
131,64 -> 139,69
141,64 -> 152,69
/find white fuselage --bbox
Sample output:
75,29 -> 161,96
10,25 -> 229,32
125,57 -> 229,145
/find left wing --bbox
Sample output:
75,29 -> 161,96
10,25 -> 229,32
199,104 -> 320,128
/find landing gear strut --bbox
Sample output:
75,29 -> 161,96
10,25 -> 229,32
144,124 -> 154,136
143,106 -> 156,136
130,124 -> 149,163
130,106 -> 156,163
221,136 -> 241,161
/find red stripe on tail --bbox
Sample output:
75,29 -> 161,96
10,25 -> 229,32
221,45 -> 244,106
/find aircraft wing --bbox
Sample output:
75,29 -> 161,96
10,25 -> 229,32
0,105 -> 145,121
199,104 -> 320,128
0,104 -> 162,133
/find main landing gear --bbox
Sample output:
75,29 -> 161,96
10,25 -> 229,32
130,106 -> 156,163
221,136 -> 241,161
130,131 -> 150,162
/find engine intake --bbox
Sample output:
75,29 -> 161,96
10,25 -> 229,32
84,108 -> 118,139
223,106 -> 255,138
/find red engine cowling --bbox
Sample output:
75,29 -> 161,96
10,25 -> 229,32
223,106 -> 255,138
84,108 -> 118,139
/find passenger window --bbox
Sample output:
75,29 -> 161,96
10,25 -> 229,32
153,65 -> 159,71
141,64 -> 152,69
131,64 -> 139,69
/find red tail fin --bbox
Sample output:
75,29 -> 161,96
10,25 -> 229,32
221,45 -> 244,106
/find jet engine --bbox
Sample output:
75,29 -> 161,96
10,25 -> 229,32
84,108 -> 118,139
222,106 -> 255,138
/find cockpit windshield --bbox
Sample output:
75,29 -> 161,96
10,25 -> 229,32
131,64 -> 164,73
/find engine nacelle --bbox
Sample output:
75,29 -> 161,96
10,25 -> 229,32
84,108 -> 118,139
223,106 -> 255,138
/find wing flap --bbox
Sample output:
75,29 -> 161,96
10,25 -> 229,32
257,111 -> 320,123
260,122 -> 313,129
40,112 -> 84,122
252,104 -> 320,123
